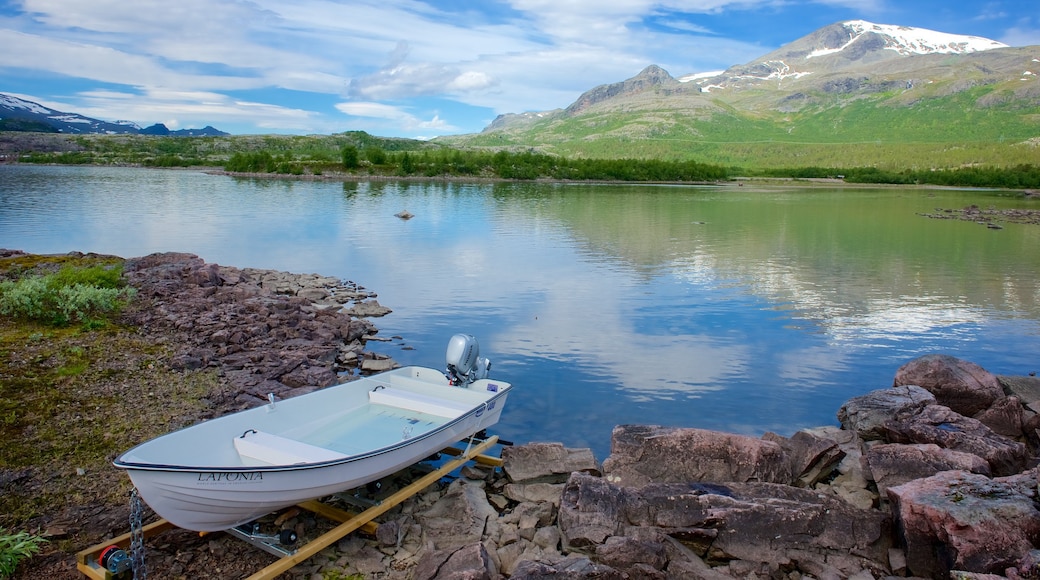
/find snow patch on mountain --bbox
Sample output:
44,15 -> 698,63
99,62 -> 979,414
807,20 -> 1008,59
678,71 -> 724,83
0,93 -> 52,115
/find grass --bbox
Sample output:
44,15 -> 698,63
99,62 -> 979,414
8,81 -> 1039,175
445,85 -> 1040,171
0,255 -> 221,532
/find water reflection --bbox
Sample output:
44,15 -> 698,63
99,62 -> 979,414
2,165 -> 1038,458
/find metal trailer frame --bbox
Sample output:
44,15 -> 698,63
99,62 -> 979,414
77,435 -> 502,580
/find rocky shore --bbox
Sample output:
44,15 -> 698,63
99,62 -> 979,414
6,251 -> 1040,579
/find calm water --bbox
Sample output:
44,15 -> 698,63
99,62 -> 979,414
2,164 -> 1039,459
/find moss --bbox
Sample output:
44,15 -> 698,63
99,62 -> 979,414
0,255 -> 221,531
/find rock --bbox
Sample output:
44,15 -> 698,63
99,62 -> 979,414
763,429 -> 845,488
503,482 -> 566,505
887,470 -> 1040,577
347,299 -> 393,317
602,425 -> 792,487
557,472 -> 628,548
413,542 -> 497,580
879,404 -> 1028,476
509,556 -> 626,580
974,395 -> 1025,438
894,354 -> 1005,417
559,472 -> 891,576
594,535 -> 668,574
122,252 -> 382,404
999,375 -> 1040,412
360,357 -> 398,373
501,442 -> 600,483
801,426 -> 878,509
837,385 -> 936,441
416,479 -> 498,550
864,443 -> 991,497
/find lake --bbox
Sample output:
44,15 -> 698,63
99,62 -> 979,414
2,164 -> 1039,460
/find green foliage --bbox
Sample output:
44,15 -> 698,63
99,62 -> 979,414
0,265 -> 136,328
341,144 -> 360,169
0,528 -> 46,579
762,164 -> 1040,188
0,119 -> 59,132
364,146 -> 388,165
225,151 -> 278,173
442,84 -> 1040,171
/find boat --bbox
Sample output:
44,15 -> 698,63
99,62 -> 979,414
114,334 -> 511,532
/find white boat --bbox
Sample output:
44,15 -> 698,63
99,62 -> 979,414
114,335 -> 511,532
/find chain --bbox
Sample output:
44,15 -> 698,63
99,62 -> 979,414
129,488 -> 148,580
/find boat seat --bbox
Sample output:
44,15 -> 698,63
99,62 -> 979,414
369,387 -> 472,418
234,430 -> 347,466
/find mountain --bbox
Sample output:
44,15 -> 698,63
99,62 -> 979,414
0,93 -> 227,136
444,20 -> 1040,169
138,123 -> 228,137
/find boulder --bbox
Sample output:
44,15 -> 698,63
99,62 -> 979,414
559,472 -> 891,576
602,425 -> 792,487
864,443 -> 991,497
557,472 -> 628,548
501,442 -> 600,483
837,385 -> 936,441
347,299 -> 393,317
762,429 -> 845,488
999,375 -> 1040,413
503,482 -> 566,505
973,395 -> 1025,439
879,404 -> 1028,476
888,470 -> 1040,577
509,556 -> 626,580
893,354 -> 1004,417
803,426 -> 876,509
415,479 -> 498,550
413,542 -> 497,580
594,535 -> 668,575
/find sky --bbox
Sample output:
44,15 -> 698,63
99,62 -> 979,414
1,1 -> 1038,139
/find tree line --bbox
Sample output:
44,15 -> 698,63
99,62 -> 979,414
767,164 -> 1040,189
227,146 -> 730,182
225,145 -> 1040,189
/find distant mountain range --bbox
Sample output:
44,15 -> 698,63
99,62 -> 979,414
443,20 -> 1040,167
0,93 -> 227,136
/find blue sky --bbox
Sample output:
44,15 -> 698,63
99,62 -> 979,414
2,0 -> 1038,138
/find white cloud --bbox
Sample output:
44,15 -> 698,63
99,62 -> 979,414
336,102 -> 411,120
9,0 -> 1023,136
70,88 -> 320,131
335,101 -> 458,133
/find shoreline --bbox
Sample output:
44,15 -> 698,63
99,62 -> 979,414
5,160 -> 1038,193
4,250 -> 1040,578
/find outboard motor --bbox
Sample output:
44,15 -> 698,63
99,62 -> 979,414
445,334 -> 491,386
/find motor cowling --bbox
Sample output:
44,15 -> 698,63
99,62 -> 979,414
445,334 -> 491,386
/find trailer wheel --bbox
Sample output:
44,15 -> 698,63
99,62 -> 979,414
279,529 -> 298,545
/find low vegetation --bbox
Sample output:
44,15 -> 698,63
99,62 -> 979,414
4,110 -> 1039,189
0,262 -> 136,329
0,528 -> 46,579
0,255 -> 220,570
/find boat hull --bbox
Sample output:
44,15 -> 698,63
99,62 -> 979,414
114,366 -> 510,531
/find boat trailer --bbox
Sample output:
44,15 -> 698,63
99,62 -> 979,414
77,435 -> 503,580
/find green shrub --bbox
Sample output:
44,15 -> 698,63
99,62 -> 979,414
0,265 -> 136,328
0,528 -> 46,579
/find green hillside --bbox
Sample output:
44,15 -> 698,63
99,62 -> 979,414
441,85 -> 1040,170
